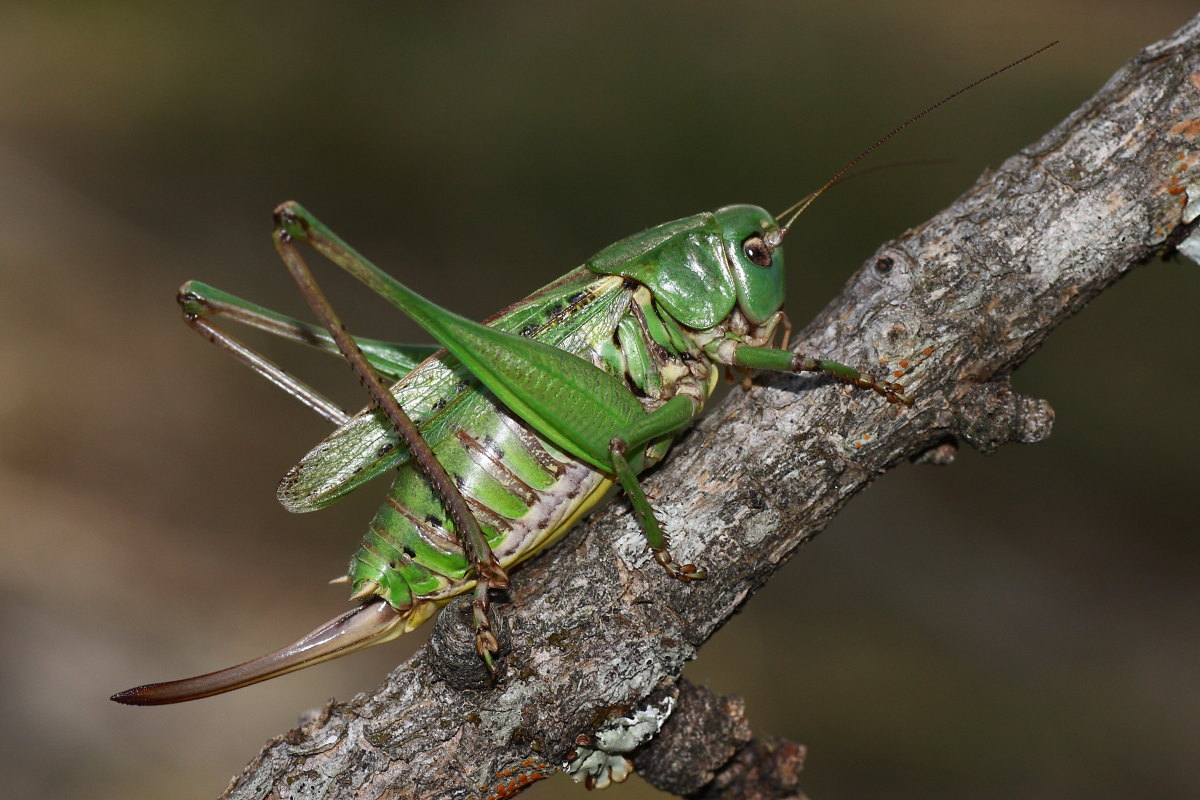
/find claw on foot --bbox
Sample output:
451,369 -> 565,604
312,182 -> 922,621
652,546 -> 707,583
849,373 -> 912,406
475,629 -> 500,659
470,580 -> 505,672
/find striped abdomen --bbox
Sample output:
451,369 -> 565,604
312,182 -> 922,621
351,391 -> 613,620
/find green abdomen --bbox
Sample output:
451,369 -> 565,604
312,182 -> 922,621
350,388 -> 613,611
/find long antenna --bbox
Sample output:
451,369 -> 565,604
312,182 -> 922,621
774,41 -> 1058,239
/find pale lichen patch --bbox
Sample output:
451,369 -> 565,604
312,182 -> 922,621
564,695 -> 675,790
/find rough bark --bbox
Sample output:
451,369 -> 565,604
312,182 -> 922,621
221,15 -> 1200,800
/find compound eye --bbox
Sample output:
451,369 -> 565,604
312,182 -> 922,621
741,234 -> 773,268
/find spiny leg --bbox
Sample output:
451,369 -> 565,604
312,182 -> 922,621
178,281 -> 440,425
794,355 -> 911,405
179,286 -> 349,426
732,344 -> 913,406
182,282 -> 439,380
272,210 -> 511,667
609,439 -> 706,583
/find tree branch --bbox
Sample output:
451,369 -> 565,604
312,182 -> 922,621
221,16 -> 1200,799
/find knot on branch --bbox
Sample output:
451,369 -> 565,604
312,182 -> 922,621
694,736 -> 808,800
953,380 -> 1055,454
632,679 -> 754,796
428,594 -> 511,690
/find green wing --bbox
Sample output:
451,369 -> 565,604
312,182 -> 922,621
277,267 -> 632,512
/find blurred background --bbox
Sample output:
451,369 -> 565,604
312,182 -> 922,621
1,2 -> 1197,798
